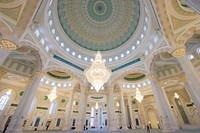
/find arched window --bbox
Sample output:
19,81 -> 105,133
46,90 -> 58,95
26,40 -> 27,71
34,117 -> 41,127
0,94 -> 10,110
188,54 -> 194,60
29,98 -> 36,112
49,100 -> 57,114
90,107 -> 95,127
196,48 -> 200,54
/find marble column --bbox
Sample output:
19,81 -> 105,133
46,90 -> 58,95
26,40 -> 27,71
75,85 -> 85,131
0,39 -> 17,65
128,96 -> 136,129
120,91 -> 128,129
180,76 -> 200,115
106,94 -> 110,129
6,71 -> 44,133
82,94 -> 88,128
62,90 -> 75,130
108,86 -> 117,131
172,46 -> 200,99
148,74 -> 178,133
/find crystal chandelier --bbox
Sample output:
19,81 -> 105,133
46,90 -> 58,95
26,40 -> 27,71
84,51 -> 112,92
135,88 -> 143,103
48,86 -> 57,102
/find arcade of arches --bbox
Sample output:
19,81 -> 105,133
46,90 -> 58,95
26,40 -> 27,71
0,0 -> 200,133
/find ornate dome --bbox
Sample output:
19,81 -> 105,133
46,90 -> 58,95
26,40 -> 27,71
58,0 -> 140,51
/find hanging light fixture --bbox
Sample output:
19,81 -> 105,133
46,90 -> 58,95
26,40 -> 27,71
95,102 -> 99,110
48,86 -> 57,102
135,88 -> 143,103
116,102 -> 120,107
174,93 -> 179,99
84,51 -> 112,92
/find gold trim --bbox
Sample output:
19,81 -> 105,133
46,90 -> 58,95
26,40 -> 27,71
0,39 -> 18,52
172,46 -> 186,58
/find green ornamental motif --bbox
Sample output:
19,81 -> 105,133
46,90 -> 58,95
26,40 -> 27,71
44,96 -> 48,100
58,0 -> 140,51
19,91 -> 24,96
61,99 -> 65,103
124,74 -> 146,81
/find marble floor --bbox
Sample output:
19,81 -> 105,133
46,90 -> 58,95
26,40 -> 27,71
24,129 -> 200,133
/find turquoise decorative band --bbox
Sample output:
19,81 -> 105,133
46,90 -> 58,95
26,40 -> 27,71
53,54 -> 84,72
112,58 -> 141,72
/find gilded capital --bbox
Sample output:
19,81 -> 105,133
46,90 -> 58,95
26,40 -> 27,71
179,75 -> 187,81
171,46 -> 186,58
0,39 -> 18,52
34,71 -> 45,78
108,86 -> 114,92
147,74 -> 157,81
80,85 -> 86,91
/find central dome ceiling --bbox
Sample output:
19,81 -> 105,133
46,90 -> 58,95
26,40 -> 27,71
58,0 -> 140,51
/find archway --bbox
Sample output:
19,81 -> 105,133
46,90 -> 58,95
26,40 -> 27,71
147,108 -> 159,129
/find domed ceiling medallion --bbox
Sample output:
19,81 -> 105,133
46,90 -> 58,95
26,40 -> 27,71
124,73 -> 146,81
47,70 -> 71,80
58,0 -> 140,51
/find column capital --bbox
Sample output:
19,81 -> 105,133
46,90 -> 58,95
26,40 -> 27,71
34,71 -> 45,78
147,74 -> 157,81
178,75 -> 187,82
171,45 -> 186,58
80,85 -> 86,91
120,90 -> 124,95
0,39 -> 18,52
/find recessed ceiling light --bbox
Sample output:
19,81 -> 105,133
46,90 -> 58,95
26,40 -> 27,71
61,42 -> 64,47
84,57 -> 88,61
137,40 -> 140,45
40,39 -> 45,45
51,28 -> 55,34
132,46 -> 135,50
126,50 -> 130,54
56,36 -> 60,41
66,48 -> 70,52
72,52 -> 75,56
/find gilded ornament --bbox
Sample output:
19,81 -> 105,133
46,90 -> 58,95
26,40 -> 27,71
172,46 -> 186,58
0,39 -> 18,52
147,74 -> 157,81
34,71 -> 45,78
